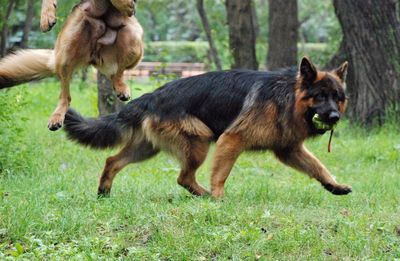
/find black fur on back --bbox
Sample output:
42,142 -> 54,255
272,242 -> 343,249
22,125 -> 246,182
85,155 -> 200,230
119,69 -> 298,139
64,109 -> 123,149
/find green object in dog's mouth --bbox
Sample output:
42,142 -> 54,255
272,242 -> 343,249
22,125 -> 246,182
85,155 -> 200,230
312,114 -> 336,131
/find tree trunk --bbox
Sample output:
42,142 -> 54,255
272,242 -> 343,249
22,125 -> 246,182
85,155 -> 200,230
20,0 -> 35,48
266,0 -> 298,70
196,0 -> 222,70
1,0 -> 17,57
251,0 -> 259,38
225,0 -> 258,70
97,71 -> 124,116
81,68 -> 88,83
333,0 -> 400,125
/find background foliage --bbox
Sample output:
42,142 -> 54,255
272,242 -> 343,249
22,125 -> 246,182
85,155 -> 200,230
0,0 -> 340,68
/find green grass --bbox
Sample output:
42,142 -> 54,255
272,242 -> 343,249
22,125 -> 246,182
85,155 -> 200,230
1,79 -> 400,260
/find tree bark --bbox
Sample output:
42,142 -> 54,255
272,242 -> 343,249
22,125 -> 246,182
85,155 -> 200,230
20,0 -> 35,48
196,0 -> 222,70
266,0 -> 298,70
225,0 -> 258,70
1,0 -> 17,57
333,0 -> 400,125
97,71 -> 124,116
251,0 -> 259,38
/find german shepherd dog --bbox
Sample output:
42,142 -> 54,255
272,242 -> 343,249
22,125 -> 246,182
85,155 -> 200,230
0,0 -> 143,131
63,57 -> 351,198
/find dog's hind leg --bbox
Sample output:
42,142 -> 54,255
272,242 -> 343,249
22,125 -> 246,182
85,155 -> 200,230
176,139 -> 210,196
274,144 -> 352,195
48,64 -> 74,131
110,69 -> 131,101
142,117 -> 212,196
98,140 -> 159,197
110,17 -> 144,101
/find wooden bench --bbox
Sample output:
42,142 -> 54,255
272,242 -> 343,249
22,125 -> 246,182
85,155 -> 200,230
124,62 -> 206,79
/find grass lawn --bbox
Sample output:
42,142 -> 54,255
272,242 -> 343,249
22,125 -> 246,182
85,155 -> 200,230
0,79 -> 399,259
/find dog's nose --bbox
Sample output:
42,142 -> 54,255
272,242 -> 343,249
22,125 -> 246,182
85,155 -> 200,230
328,111 -> 340,123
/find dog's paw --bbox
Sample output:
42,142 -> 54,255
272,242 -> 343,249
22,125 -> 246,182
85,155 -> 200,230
211,188 -> 225,199
97,187 -> 111,198
110,0 -> 135,16
40,1 -> 57,32
48,113 -> 64,131
324,183 -> 352,195
116,89 -> 131,101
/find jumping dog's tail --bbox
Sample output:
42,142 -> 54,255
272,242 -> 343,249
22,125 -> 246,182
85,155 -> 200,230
0,49 -> 55,88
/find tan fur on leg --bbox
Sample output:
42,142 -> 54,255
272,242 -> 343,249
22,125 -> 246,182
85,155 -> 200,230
98,140 -> 159,196
275,144 -> 352,195
210,133 -> 244,198
40,0 -> 57,32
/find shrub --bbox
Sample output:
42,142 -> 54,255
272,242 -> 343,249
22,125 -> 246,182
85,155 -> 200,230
0,88 -> 30,175
297,42 -> 331,67
143,41 -> 211,65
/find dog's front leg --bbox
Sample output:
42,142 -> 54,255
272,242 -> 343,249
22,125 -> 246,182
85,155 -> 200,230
48,64 -> 72,131
40,0 -> 57,32
210,133 -> 244,199
275,144 -> 352,195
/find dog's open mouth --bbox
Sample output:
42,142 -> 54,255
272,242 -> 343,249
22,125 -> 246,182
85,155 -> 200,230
312,114 -> 336,131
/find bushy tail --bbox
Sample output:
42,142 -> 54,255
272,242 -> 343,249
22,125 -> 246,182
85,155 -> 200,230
64,109 -> 125,149
0,49 -> 55,88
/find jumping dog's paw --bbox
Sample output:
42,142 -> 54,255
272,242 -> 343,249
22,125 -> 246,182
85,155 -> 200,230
48,113 -> 64,131
116,89 -> 131,101
110,0 -> 135,16
40,1 -> 57,32
323,183 -> 352,195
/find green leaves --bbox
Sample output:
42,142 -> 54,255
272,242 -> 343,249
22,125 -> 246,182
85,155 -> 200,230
8,243 -> 24,257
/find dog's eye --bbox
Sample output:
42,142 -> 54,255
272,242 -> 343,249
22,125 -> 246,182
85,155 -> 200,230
315,93 -> 325,101
332,92 -> 338,101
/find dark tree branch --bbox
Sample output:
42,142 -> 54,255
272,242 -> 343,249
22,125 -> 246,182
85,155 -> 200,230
1,0 -> 17,57
196,0 -> 222,70
20,0 -> 35,48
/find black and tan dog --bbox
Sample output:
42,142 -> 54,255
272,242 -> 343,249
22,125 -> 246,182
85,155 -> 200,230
63,57 -> 351,198
0,0 -> 143,131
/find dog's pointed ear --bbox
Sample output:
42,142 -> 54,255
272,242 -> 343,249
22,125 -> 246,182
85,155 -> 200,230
334,61 -> 348,82
300,57 -> 317,82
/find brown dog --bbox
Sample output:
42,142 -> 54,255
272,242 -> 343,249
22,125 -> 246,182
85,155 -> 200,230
63,57 -> 352,198
0,0 -> 143,131
40,0 -> 136,32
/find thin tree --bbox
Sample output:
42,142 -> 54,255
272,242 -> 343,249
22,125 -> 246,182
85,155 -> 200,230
225,0 -> 258,70
196,0 -> 222,70
20,0 -> 35,48
1,0 -> 17,57
333,0 -> 400,125
266,0 -> 298,70
97,72 -> 124,116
